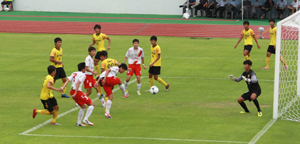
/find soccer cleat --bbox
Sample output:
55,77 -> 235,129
285,65 -> 288,70
76,123 -> 86,127
258,111 -> 263,117
166,83 -> 170,91
51,122 -> 61,126
123,93 -> 129,98
99,94 -> 106,107
83,119 -> 94,126
262,67 -> 269,70
137,91 -> 141,95
32,109 -> 37,119
61,94 -> 70,98
105,113 -> 112,119
240,111 -> 250,114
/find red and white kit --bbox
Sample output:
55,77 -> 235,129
84,55 -> 96,89
68,71 -> 92,106
99,66 -> 121,96
125,47 -> 144,76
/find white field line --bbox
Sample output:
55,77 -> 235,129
19,134 -> 248,143
248,119 -> 277,144
20,78 -> 139,135
160,76 -> 274,82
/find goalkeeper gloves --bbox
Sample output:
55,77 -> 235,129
228,75 -> 236,81
242,76 -> 251,82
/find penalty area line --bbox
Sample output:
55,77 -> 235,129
248,119 -> 277,144
19,78 -> 140,135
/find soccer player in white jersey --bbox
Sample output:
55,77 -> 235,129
61,62 -> 95,126
84,47 -> 105,107
123,39 -> 147,95
95,64 -> 129,119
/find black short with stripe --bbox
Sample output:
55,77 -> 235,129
54,67 -> 66,80
244,45 -> 253,53
267,45 -> 276,54
149,66 -> 161,75
41,97 -> 58,112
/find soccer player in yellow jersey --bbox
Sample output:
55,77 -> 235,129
50,37 -> 69,98
234,21 -> 261,60
262,19 -> 288,70
148,36 -> 170,91
89,24 -> 111,76
32,65 -> 63,125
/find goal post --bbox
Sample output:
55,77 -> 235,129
273,10 -> 300,121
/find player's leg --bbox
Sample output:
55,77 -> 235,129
105,93 -> 113,118
33,100 -> 52,118
60,68 -> 69,98
153,67 -> 169,91
280,56 -> 288,70
117,78 -> 128,98
82,95 -> 95,126
51,98 -> 60,125
148,67 -> 154,89
243,45 -> 252,60
262,51 -> 272,70
137,76 -> 142,95
238,92 -> 251,113
125,64 -> 133,92
94,52 -> 101,76
125,75 -> 132,92
76,104 -> 86,126
250,92 -> 262,117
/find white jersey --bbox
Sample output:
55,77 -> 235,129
85,55 -> 94,75
100,66 -> 119,79
68,71 -> 86,91
125,47 -> 144,65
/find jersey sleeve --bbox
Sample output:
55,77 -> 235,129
68,73 -> 74,81
50,49 -> 56,57
85,57 -> 91,67
92,35 -> 95,41
236,75 -> 243,82
141,49 -> 145,57
48,77 -> 54,84
101,61 -> 106,69
241,30 -> 244,35
78,74 -> 86,82
125,50 -> 129,57
102,34 -> 108,39
156,46 -> 161,54
114,59 -> 119,64
111,67 -> 119,75
251,30 -> 255,35
251,72 -> 258,83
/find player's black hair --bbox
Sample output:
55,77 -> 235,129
269,18 -> 275,23
77,62 -> 86,71
132,39 -> 139,43
47,65 -> 56,74
88,47 -> 96,52
118,63 -> 128,70
94,24 -> 101,30
99,51 -> 108,57
243,21 -> 250,25
54,37 -> 62,43
150,36 -> 157,41
243,60 -> 252,66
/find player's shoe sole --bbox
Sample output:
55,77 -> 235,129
105,113 -> 112,119
137,91 -> 141,95
32,109 -> 37,119
240,111 -> 250,114
51,122 -> 61,126
258,111 -> 263,117
76,123 -> 86,127
166,83 -> 170,91
261,67 -> 269,70
61,94 -> 70,98
83,119 -> 94,126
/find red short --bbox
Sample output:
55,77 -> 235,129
102,77 -> 121,96
127,64 -> 141,76
70,90 -> 92,106
84,75 -> 96,89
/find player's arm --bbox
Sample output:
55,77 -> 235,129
114,60 -> 120,66
101,62 -> 106,73
61,79 -> 70,90
123,57 -> 127,64
253,34 -> 261,48
47,81 -> 63,93
102,69 -> 111,85
234,34 -> 244,49
106,37 -> 111,50
89,37 -> 95,47
150,54 -> 160,67
142,57 -> 147,70
85,66 -> 97,75
50,51 -> 62,64
71,81 -> 81,98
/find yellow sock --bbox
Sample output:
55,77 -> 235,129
97,85 -> 103,95
157,77 -> 168,87
96,65 -> 100,76
52,110 -> 58,123
280,56 -> 287,66
266,57 -> 271,68
61,84 -> 66,94
36,110 -> 50,115
149,78 -> 153,88
244,55 -> 248,60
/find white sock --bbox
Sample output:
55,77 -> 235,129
106,100 -> 112,114
78,108 -> 85,124
125,81 -> 129,90
119,84 -> 126,95
137,83 -> 141,92
97,93 -> 101,99
84,106 -> 94,121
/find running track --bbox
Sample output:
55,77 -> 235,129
0,20 -> 270,38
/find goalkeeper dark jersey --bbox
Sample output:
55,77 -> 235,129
236,69 -> 261,92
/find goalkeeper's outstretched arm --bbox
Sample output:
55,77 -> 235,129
235,76 -> 243,82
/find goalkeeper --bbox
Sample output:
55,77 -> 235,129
229,60 -> 262,117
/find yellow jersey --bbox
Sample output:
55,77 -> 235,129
150,45 -> 161,67
241,29 -> 255,46
40,75 -> 54,100
92,33 -> 108,52
50,48 -> 63,68
270,26 -> 277,46
101,58 -> 118,71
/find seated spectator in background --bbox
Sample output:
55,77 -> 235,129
287,0 -> 300,14
206,0 -> 217,17
251,0 -> 262,18
276,0 -> 287,19
241,0 -> 252,18
260,0 -> 275,19
213,0 -> 228,18
229,0 -> 239,17
1,0 -> 12,11
180,0 -> 196,14
194,0 -> 208,17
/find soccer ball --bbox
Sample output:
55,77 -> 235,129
150,86 -> 159,94
258,27 -> 264,33
183,13 -> 190,19
4,7 -> 9,11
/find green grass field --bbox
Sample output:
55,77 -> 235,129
1,33 -> 300,144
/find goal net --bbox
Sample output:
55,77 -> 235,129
273,10 -> 300,121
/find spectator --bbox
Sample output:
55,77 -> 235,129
260,0 -> 275,19
276,0 -> 287,19
287,0 -> 300,14
229,0 -> 239,17
213,0 -> 228,18
1,0 -> 12,11
194,0 -> 208,17
206,0 -> 217,17
241,0 -> 252,18
251,0 -> 262,18
179,0 -> 196,15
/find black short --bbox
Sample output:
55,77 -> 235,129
1,1 -> 12,5
41,97 -> 58,112
244,45 -> 253,53
95,51 -> 106,60
242,91 -> 261,101
267,45 -> 276,54
54,67 -> 66,80
149,66 -> 161,75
